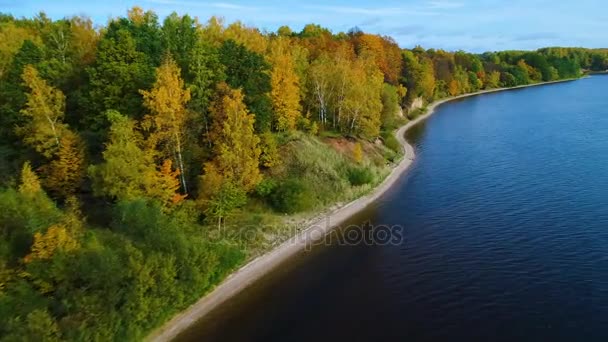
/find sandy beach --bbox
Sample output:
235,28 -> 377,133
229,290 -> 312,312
146,77 -> 579,342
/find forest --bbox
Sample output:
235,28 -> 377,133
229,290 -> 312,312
1,8 -> 607,341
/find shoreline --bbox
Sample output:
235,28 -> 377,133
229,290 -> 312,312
146,77 -> 579,342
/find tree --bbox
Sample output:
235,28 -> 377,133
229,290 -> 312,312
121,7 -> 163,64
89,111 -> 183,206
380,84 -> 400,130
219,40 -> 272,132
41,131 -> 86,197
187,39 -> 225,141
161,12 -> 199,74
307,54 -> 335,128
68,16 -> 99,68
141,56 -> 191,194
352,142 -> 363,164
2,309 -> 62,342
259,132 -> 280,168
268,37 -> 301,131
277,25 -> 293,37
342,57 -> 383,138
89,111 -> 154,201
485,71 -> 501,89
23,223 -> 80,263
0,40 -> 44,145
203,180 -> 247,229
353,33 -> 401,84
18,65 -> 68,158
224,21 -> 268,54
18,65 -> 85,197
18,162 -> 43,197
448,79 -> 460,96
86,28 -> 155,130
0,22 -> 40,78
149,159 -> 187,206
401,51 -> 435,103
200,83 -> 261,217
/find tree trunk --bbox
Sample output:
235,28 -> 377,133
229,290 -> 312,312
46,115 -> 60,147
174,132 -> 188,194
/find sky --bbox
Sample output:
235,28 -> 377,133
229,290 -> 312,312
3,0 -> 607,52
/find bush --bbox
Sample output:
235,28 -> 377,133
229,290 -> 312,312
347,167 -> 374,186
255,178 -> 278,198
407,107 -> 425,120
383,134 -> 401,154
270,178 -> 315,214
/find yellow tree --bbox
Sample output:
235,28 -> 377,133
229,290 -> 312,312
486,71 -> 501,89
0,22 -> 40,78
19,65 -> 86,197
24,223 -> 80,264
343,56 -> 384,138
352,142 -> 364,164
224,21 -> 268,54
18,65 -> 68,158
141,56 -> 191,194
149,159 -> 187,206
18,161 -> 43,196
448,79 -> 460,96
69,16 -> 99,67
268,37 -> 301,131
41,131 -> 86,198
200,83 -> 261,220
419,57 -> 436,100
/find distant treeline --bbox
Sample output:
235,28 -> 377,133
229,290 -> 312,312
0,8 -> 605,341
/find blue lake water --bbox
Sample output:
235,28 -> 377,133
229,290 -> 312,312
176,76 -> 608,341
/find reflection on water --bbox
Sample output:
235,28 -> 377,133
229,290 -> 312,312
176,76 -> 608,342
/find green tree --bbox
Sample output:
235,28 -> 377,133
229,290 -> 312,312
187,39 -> 226,141
219,40 -> 272,132
86,28 -> 155,130
89,111 -> 153,200
161,12 -> 198,74
89,111 -> 185,207
380,84 -> 400,130
18,65 -> 68,158
0,40 -> 43,145
204,181 -> 247,228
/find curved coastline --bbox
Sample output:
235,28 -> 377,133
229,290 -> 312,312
146,77 -> 579,342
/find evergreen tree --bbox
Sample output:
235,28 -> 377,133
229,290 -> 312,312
219,40 -> 272,132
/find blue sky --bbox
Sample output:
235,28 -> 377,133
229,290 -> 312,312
3,0 -> 607,52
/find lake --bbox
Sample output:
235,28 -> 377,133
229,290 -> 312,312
175,76 -> 608,341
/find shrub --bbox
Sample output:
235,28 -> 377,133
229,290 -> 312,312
255,178 -> 278,198
347,167 -> 374,186
383,134 -> 401,154
270,178 -> 314,214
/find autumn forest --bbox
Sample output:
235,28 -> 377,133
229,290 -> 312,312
1,8 -> 607,341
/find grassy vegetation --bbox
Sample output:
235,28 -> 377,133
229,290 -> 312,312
216,131 -> 397,256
